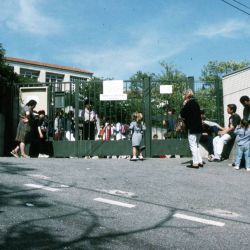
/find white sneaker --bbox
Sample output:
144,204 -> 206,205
138,155 -> 144,160
233,166 -> 240,170
208,154 -> 215,162
130,156 -> 138,161
246,168 -> 250,172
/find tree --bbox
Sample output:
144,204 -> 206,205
0,43 -> 19,83
200,60 -> 250,83
158,62 -> 188,114
199,60 -> 250,123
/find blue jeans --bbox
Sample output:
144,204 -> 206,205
235,145 -> 250,168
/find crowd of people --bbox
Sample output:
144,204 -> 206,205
180,91 -> 249,170
10,93 -> 250,170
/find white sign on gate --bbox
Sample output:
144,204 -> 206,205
160,85 -> 173,94
100,80 -> 127,101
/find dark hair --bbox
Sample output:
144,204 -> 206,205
240,96 -> 249,104
26,99 -> 37,107
38,110 -> 45,115
241,119 -> 248,129
227,104 -> 237,113
168,108 -> 176,114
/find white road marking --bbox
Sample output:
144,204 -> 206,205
24,184 -> 60,192
25,203 -> 34,207
99,189 -> 137,198
204,209 -> 240,218
173,213 -> 225,227
28,174 -> 51,180
60,184 -> 70,188
94,198 -> 136,208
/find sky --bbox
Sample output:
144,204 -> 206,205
1,0 -> 250,80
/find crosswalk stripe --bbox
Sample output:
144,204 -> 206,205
94,198 -> 136,208
173,213 -> 225,227
24,183 -> 60,192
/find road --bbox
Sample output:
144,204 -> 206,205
0,157 -> 250,250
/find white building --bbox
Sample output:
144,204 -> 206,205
5,57 -> 93,91
222,67 -> 250,125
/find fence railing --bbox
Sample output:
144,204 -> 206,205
6,77 -> 222,157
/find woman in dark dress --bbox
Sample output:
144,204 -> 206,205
10,99 -> 37,158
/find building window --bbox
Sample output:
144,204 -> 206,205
70,76 -> 86,91
20,68 -> 39,81
46,73 -> 64,91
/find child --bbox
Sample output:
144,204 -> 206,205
233,119 -> 250,171
129,112 -> 146,161
37,110 -> 49,158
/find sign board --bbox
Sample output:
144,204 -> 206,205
19,87 -> 48,114
160,85 -> 173,94
100,80 -> 127,101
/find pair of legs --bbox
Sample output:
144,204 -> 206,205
132,146 -> 143,160
234,145 -> 250,169
200,134 -> 214,155
213,134 -> 231,160
11,142 -> 28,158
84,122 -> 95,140
188,133 -> 202,166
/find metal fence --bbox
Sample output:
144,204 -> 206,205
6,77 -> 222,158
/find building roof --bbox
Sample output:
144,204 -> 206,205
5,56 -> 93,75
223,66 -> 250,78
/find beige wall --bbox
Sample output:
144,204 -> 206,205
19,87 -> 49,115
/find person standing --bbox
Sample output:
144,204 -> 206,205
240,96 -> 250,121
65,111 -> 75,141
232,119 -> 250,171
163,108 -> 177,138
129,112 -> 146,161
180,89 -> 203,168
53,110 -> 65,141
37,110 -> 49,158
10,99 -> 37,158
81,100 -> 97,140
212,104 -> 241,162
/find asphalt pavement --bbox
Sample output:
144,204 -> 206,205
0,156 -> 250,250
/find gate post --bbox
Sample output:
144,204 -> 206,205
74,81 -> 80,157
143,77 -> 152,158
215,79 -> 223,126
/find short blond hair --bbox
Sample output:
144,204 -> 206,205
183,89 -> 194,99
137,112 -> 143,122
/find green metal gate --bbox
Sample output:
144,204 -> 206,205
9,77 -> 221,158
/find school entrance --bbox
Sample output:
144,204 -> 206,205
2,77 -> 222,158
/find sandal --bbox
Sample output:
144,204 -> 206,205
21,154 -> 30,158
10,150 -> 19,158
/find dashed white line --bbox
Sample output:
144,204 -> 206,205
94,198 -> 136,208
173,213 -> 225,227
28,174 -> 51,180
24,184 -> 60,192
